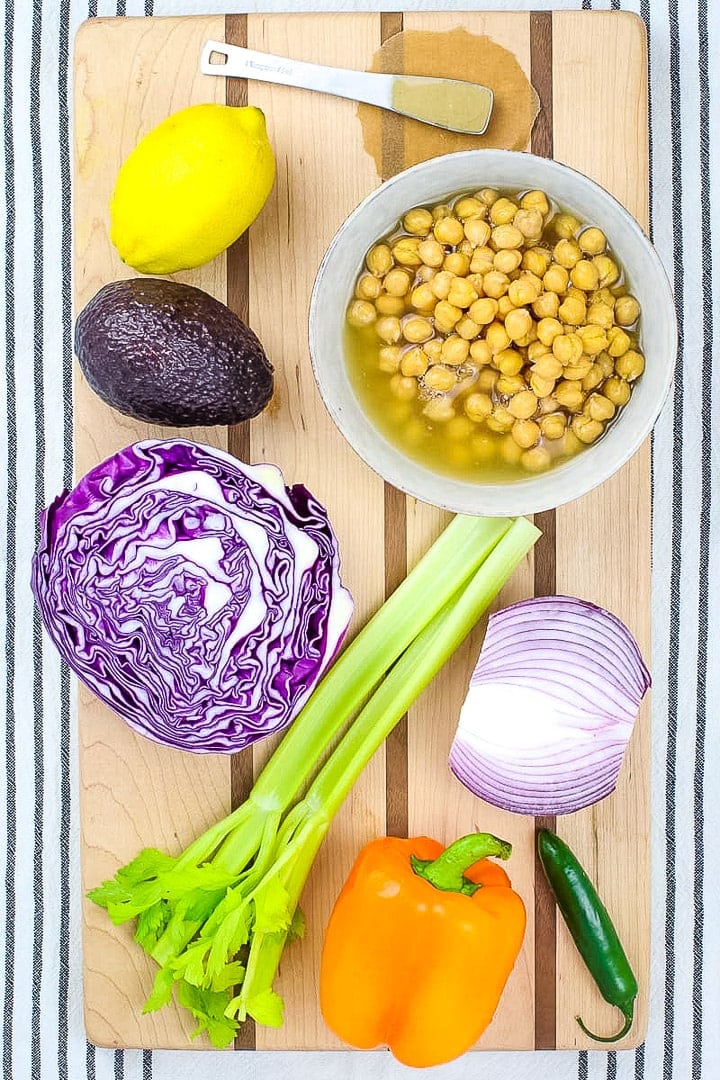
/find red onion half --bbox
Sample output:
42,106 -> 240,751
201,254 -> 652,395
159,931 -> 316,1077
448,596 -> 650,816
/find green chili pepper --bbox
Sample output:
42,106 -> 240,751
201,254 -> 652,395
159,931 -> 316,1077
537,828 -> 638,1043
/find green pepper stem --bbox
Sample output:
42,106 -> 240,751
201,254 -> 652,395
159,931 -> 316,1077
575,1005 -> 634,1044
411,833 -> 512,896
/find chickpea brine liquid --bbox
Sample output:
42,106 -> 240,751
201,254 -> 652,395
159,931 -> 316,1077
345,188 -> 644,481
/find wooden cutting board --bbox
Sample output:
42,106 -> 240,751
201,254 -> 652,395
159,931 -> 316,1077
73,11 -> 650,1053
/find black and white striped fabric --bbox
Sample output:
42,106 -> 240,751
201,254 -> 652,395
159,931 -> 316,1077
1,0 -> 716,1077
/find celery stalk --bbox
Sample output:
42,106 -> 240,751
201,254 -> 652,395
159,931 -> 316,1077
89,514 -> 540,1048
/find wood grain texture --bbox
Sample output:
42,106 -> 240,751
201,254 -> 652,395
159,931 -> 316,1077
73,11 -> 650,1053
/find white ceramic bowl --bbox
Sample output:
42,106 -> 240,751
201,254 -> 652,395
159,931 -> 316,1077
309,150 -> 676,516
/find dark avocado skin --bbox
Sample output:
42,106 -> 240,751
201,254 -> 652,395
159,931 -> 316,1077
75,278 -> 274,427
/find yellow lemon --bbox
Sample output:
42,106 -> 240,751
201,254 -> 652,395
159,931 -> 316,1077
110,103 -> 275,275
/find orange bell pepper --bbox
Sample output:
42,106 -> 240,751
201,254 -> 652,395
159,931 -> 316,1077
320,832 -> 526,1068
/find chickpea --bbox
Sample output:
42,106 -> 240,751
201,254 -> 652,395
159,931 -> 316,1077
533,291 -> 561,319
430,270 -> 455,299
489,197 -> 519,225
433,216 -> 465,246
497,373 -> 527,396
513,208 -> 544,240
564,357 -> 594,380
521,446 -> 552,472
431,203 -> 452,221
469,297 -> 499,325
507,389 -> 538,419
403,417 -> 428,445
592,286 -> 617,308
433,300 -> 462,334
614,295 -> 641,326
446,415 -> 475,441
376,315 -> 403,344
425,338 -> 443,362
552,332 -> 584,366
470,246 -> 496,275
614,349 -> 645,381
543,264 -> 570,294
509,276 -> 542,307
494,248 -> 524,274
403,208 -> 434,236
532,354 -> 563,380
523,246 -> 553,276
347,299 -> 377,327
444,252 -> 471,276
467,273 -> 486,293
378,345 -> 402,373
416,264 -> 436,283
366,243 -> 394,275
400,346 -> 429,377
486,321 -> 511,354
497,295 -> 516,319
464,392 -> 494,422
529,373 -> 556,398
607,326 -> 632,357
456,315 -> 481,341
472,432 -> 497,462
483,271 -> 510,299
441,335 -> 470,366
486,405 -> 515,433
558,294 -> 587,325
577,324 -> 608,355
553,238 -> 583,269
505,307 -> 533,342
521,189 -> 551,216
515,327 -> 537,349
464,217 -> 492,247
572,414 -> 604,444
604,376 -> 631,405
476,366 -> 499,393
512,418 -> 541,449
356,273 -> 383,300
578,227 -> 607,255
423,365 -> 457,393
571,259 -> 600,292
386,400 -> 412,424
582,363 -> 605,391
469,338 -> 493,366
389,374 -> 417,400
562,428 -> 583,457
403,315 -> 434,344
586,301 -> 615,329
554,379 -> 585,411
423,396 -> 455,422
392,237 -> 422,267
455,196 -> 486,220
596,351 -> 615,378
500,435 -> 524,466
540,413 -> 566,440
594,254 -> 620,287
491,224 -> 524,250
410,282 -> 436,311
447,277 -> 479,309
383,267 -> 411,297
586,393 -> 616,422
551,212 -> 581,239
477,188 -> 501,207
417,238 -> 446,268
537,317 -> 565,347
375,294 -> 406,316
495,347 -> 525,376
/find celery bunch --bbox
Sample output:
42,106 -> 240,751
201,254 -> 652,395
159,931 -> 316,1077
89,513 -> 539,1047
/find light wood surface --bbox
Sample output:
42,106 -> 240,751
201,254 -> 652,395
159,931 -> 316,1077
73,11 -> 650,1053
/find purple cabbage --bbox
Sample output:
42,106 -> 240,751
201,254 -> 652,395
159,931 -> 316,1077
31,439 -> 353,754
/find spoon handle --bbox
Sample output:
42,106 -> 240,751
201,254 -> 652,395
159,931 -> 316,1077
201,40 -> 392,110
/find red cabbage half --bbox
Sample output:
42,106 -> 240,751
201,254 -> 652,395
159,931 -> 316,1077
31,439 -> 354,754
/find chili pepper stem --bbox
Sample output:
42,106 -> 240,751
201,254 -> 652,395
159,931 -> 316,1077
576,1006 -> 634,1044
411,833 -> 512,896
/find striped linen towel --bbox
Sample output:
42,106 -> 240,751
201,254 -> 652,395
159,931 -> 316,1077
0,0 -> 716,1078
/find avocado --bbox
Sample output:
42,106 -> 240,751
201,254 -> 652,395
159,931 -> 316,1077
75,278 -> 274,427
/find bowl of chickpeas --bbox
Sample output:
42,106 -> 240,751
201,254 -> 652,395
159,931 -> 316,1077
309,150 -> 676,515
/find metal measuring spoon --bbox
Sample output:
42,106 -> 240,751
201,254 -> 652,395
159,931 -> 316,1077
200,40 -> 494,136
